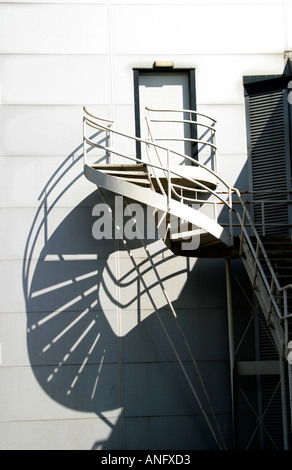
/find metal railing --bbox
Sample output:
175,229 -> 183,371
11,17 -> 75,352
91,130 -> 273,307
232,187 -> 292,445
233,187 -> 292,347
83,106 -> 292,444
83,107 -> 292,335
83,108 -> 113,167
83,106 -> 232,227
145,107 -> 217,172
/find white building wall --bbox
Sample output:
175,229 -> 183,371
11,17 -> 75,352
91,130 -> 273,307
0,0 -> 291,450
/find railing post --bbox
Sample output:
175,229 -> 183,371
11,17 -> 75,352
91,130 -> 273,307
229,188 -> 233,246
83,114 -> 87,167
239,209 -> 246,257
225,258 -> 236,449
267,277 -> 275,325
106,122 -> 112,164
213,200 -> 218,222
252,241 -> 259,289
213,122 -> 217,174
167,149 -> 171,211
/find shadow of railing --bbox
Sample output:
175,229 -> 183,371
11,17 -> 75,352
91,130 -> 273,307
22,135 -> 228,450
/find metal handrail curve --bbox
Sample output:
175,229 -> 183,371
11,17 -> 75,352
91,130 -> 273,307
145,108 -> 292,325
145,106 -> 217,124
83,108 -> 231,210
83,107 -> 292,340
233,187 -> 292,326
145,106 -> 217,169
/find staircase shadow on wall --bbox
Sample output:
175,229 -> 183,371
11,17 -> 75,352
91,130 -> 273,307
22,138 -> 252,450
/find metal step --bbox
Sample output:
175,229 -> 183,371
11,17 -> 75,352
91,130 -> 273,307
91,163 -> 147,171
85,163 -> 232,252
91,163 -> 150,187
259,237 -> 292,289
240,236 -> 286,356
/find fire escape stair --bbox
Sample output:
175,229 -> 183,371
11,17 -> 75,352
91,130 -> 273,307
83,109 -> 291,356
83,107 -> 292,448
259,237 -> 292,349
239,235 -> 287,356
85,162 -> 232,256
83,107 -> 290,357
86,161 -> 290,351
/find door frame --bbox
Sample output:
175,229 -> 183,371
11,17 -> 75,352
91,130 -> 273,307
133,68 -> 197,159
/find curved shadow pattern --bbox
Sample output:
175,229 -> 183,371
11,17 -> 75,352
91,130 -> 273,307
22,137 -> 233,450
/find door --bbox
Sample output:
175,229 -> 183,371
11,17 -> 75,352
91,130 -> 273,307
134,70 -> 196,165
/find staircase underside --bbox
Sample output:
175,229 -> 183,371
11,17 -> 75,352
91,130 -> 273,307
239,234 -> 292,355
83,109 -> 292,450
85,163 -> 232,257
90,163 -> 218,190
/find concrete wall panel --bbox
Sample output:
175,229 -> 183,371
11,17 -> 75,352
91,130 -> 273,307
0,0 -> 290,451
0,4 -> 108,55
0,55 -> 110,105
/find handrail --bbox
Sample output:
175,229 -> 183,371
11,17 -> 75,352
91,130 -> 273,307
145,106 -> 217,176
83,106 -> 114,124
144,115 -> 217,207
233,187 -> 281,289
83,107 -> 113,166
83,109 -> 232,210
150,118 -> 216,132
145,109 -> 291,348
84,132 -> 229,208
153,137 -> 217,150
144,108 -> 219,221
83,107 -> 291,345
233,187 -> 292,325
145,107 -> 217,124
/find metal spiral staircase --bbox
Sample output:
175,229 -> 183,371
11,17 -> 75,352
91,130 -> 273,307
82,106 -> 292,449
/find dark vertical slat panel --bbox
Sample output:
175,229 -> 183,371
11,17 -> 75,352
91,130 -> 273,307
248,90 -> 289,236
247,88 -> 291,449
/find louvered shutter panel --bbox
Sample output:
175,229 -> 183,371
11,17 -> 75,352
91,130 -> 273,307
247,89 -> 290,236
246,84 -> 292,449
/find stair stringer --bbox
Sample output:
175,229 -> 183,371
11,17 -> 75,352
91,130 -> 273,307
85,164 -> 231,248
240,236 -> 286,358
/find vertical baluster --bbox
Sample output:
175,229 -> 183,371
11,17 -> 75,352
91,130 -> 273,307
229,187 -> 233,246
167,149 -> 171,211
83,112 -> 87,167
